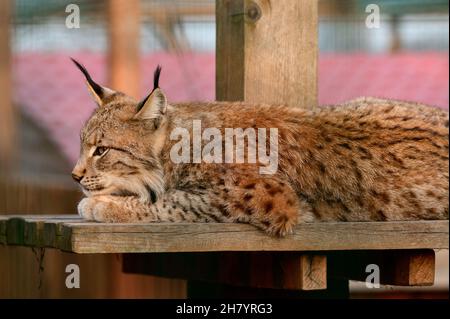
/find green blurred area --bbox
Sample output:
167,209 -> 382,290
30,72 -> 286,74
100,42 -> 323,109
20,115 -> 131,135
358,0 -> 448,14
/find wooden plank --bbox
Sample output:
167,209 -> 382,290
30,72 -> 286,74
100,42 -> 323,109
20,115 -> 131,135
216,0 -> 318,107
19,215 -> 76,247
0,215 -> 81,250
107,0 -> 141,98
65,220 -> 448,253
329,250 -> 436,286
23,219 -> 45,247
24,216 -> 83,248
0,215 -> 447,253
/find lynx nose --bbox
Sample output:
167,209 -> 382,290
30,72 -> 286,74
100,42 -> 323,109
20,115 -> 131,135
71,172 -> 83,183
71,165 -> 86,183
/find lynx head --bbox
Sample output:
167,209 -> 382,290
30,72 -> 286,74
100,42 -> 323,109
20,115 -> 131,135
71,59 -> 168,203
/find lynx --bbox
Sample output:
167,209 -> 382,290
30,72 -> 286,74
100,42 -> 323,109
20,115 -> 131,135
71,59 -> 449,236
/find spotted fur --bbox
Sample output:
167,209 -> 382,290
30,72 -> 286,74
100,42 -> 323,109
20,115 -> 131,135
72,62 -> 449,236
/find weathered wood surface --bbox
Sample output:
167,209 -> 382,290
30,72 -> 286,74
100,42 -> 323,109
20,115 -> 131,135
0,215 -> 448,254
216,0 -> 318,107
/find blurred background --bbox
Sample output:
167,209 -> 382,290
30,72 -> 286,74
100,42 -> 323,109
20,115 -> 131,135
0,0 -> 448,298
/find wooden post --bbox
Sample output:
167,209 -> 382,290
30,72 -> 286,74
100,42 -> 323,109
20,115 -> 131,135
216,0 -> 318,107
107,0 -> 141,98
0,0 -> 15,172
209,0 -> 325,297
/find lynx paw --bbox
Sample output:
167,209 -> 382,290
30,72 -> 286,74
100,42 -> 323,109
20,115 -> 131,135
78,197 -> 94,220
77,196 -> 125,222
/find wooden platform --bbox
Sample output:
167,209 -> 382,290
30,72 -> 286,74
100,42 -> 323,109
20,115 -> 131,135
0,215 -> 447,254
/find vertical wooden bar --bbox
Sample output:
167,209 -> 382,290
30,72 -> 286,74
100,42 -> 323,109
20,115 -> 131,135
107,0 -> 141,98
0,0 -> 15,171
106,0 -> 187,298
213,0 -> 331,297
216,0 -> 318,108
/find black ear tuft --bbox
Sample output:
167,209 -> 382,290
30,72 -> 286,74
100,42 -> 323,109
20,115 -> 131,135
137,65 -> 162,112
153,65 -> 162,91
136,97 -> 146,112
70,57 -> 104,98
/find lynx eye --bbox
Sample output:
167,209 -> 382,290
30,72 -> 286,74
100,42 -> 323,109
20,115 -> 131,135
93,146 -> 108,157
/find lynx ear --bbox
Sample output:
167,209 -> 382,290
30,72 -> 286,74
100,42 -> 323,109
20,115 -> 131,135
71,58 -> 115,107
135,66 -> 167,123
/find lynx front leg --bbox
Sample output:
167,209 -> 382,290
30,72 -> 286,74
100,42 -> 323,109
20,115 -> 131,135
78,190 -> 228,223
78,196 -> 157,222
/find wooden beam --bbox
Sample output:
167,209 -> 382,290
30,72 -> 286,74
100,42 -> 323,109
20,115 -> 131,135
0,0 -> 15,171
0,216 -> 447,253
124,249 -> 437,290
293,254 -> 327,290
124,252 -> 327,291
216,0 -> 318,107
396,250 -> 435,286
329,250 -> 436,286
107,0 -> 141,98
